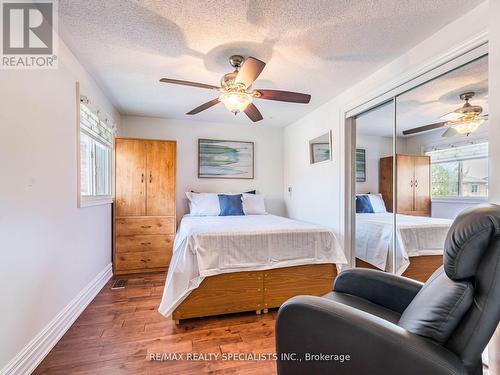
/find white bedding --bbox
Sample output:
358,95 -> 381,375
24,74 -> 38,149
356,213 -> 452,274
158,214 -> 347,318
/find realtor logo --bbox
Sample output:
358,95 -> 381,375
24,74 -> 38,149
1,0 -> 58,69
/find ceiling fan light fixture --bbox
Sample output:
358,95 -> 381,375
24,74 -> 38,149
448,117 -> 485,136
440,111 -> 464,122
159,55 -> 311,122
219,91 -> 253,114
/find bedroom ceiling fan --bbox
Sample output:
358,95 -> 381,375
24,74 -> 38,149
402,92 -> 488,137
159,55 -> 311,123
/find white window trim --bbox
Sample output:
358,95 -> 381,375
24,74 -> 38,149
80,195 -> 113,207
432,197 -> 488,204
76,82 -> 115,208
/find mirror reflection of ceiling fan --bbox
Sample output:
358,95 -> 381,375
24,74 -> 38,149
159,55 -> 311,123
402,92 -> 488,137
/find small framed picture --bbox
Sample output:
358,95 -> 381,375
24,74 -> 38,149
309,131 -> 332,164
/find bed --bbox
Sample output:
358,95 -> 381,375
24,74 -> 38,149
158,214 -> 347,322
356,212 -> 452,281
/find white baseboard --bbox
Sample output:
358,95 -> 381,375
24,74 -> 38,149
1,263 -> 113,375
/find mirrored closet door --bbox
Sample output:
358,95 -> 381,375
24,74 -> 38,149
353,99 -> 396,274
350,53 -> 488,282
393,55 -> 488,281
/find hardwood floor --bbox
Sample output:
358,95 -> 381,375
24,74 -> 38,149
34,273 -> 277,374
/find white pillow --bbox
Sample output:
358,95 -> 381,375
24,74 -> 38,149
186,192 -> 220,216
367,193 -> 387,213
242,193 -> 267,215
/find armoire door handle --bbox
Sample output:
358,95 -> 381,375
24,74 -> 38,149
415,180 -> 418,187
149,172 -> 152,183
141,173 -> 144,183
410,180 -> 414,187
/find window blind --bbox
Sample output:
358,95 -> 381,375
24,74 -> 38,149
426,142 -> 488,163
80,102 -> 115,146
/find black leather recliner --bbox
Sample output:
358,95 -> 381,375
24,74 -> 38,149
276,204 -> 500,375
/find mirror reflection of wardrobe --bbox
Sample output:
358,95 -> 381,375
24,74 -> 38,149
351,54 -> 489,282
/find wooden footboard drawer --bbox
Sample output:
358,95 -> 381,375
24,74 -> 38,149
263,264 -> 336,308
115,234 -> 174,253
172,271 -> 264,320
115,249 -> 172,272
356,256 -> 442,282
115,216 -> 175,236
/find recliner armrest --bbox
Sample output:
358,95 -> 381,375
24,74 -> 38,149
334,268 -> 423,314
276,296 -> 466,375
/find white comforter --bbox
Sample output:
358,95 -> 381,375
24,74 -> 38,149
158,214 -> 347,318
356,213 -> 452,274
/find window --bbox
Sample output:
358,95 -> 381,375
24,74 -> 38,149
78,99 -> 115,207
430,161 -> 459,197
426,142 -> 488,199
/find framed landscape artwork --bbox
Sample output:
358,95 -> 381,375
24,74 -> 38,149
356,148 -> 366,182
198,139 -> 254,179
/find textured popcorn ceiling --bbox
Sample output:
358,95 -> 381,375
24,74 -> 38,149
356,56 -> 488,137
59,0 -> 484,127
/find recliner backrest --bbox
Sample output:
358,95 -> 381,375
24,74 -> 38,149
398,266 -> 474,344
442,204 -> 500,374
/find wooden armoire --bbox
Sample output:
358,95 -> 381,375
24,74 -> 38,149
379,154 -> 431,217
114,138 -> 176,275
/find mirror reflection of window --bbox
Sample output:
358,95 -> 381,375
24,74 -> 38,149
426,142 -> 488,199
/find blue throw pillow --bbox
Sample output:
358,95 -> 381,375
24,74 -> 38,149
218,194 -> 245,216
356,195 -> 374,213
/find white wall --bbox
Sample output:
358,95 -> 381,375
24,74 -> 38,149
0,39 -> 118,369
355,135 -> 392,194
487,0 -> 500,372
284,2 -> 488,239
284,103 -> 343,231
489,0 -> 500,205
431,201 -> 482,219
119,116 -> 285,219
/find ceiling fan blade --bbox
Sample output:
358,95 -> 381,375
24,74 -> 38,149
254,89 -> 311,104
160,78 -> 219,90
186,98 -> 220,115
234,57 -> 266,87
442,127 -> 458,138
402,122 -> 447,136
244,103 -> 263,122
440,111 -> 464,122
